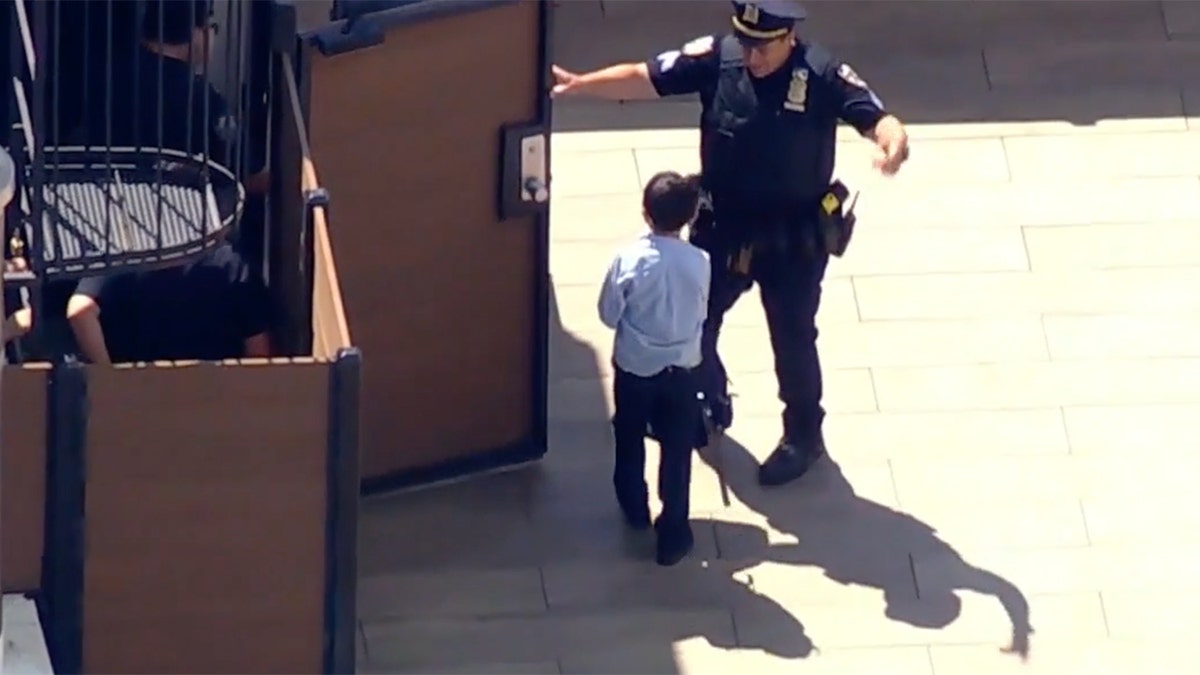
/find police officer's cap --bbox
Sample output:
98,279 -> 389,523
731,1 -> 806,43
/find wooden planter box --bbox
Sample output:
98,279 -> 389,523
1,30 -> 359,674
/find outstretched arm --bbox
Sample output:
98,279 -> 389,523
552,34 -> 722,102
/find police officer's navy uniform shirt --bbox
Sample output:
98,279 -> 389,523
598,234 -> 711,378
645,34 -> 887,205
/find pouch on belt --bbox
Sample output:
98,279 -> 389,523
818,180 -> 859,258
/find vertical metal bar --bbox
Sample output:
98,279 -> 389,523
49,0 -> 59,198
27,0 -> 47,344
323,347 -> 361,675
0,149 -> 6,627
104,0 -> 114,266
530,0 -> 553,458
155,0 -> 165,254
42,357 -> 88,675
129,2 -> 143,262
195,1 -> 206,182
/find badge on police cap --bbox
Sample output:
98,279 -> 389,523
783,67 -> 808,112
837,63 -> 869,90
742,3 -> 760,23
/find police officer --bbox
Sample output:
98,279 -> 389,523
552,1 -> 909,487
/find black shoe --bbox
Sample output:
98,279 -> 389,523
654,521 -> 694,567
757,435 -> 827,487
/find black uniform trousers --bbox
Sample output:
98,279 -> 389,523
691,219 -> 830,442
612,364 -> 700,532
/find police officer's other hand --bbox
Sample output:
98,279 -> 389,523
873,136 -> 908,176
551,65 -> 581,97
871,116 -> 910,177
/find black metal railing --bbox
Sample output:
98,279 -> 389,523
3,0 -> 267,360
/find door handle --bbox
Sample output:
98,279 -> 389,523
498,121 -> 549,220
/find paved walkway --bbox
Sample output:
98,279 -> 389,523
356,2 -> 1200,673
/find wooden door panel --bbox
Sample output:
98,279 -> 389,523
305,1 -> 543,481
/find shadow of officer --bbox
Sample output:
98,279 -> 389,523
699,435 -> 1035,659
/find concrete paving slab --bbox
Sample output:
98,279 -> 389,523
913,544 -> 1200,597
852,268 -> 1200,320
1164,0 -> 1200,37
1183,84 -> 1200,128
985,39 -> 1200,88
828,225 -> 1030,276
362,608 -> 736,670
870,358 -> 1200,412
551,148 -> 641,197
1061,403 -> 1200,455
1042,314 -> 1200,359
823,409 -> 1070,459
929,641 -> 1197,675
1023,223 -> 1200,271
1001,130 -> 1200,180
1083,497 -> 1200,545
857,177 -> 1200,229
803,1 -> 1168,50
1101,591 -> 1200,640
732,590 -> 1105,650
561,641 -> 934,675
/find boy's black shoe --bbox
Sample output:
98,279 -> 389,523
654,520 -> 694,567
757,434 -> 827,487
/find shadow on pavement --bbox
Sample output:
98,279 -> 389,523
696,434 -> 1033,660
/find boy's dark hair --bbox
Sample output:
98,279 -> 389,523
142,0 -> 212,46
642,171 -> 701,232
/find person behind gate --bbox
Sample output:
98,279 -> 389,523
598,171 -> 710,567
555,0 -> 910,489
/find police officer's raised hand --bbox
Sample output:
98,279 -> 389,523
549,63 -> 659,100
871,116 -> 910,177
551,65 -> 581,97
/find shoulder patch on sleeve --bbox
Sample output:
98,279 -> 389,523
655,49 -> 682,72
837,63 -> 869,89
681,35 -> 716,57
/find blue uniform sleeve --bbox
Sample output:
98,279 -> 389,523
812,49 -> 888,135
645,34 -> 721,97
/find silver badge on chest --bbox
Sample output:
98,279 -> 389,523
783,68 -> 808,112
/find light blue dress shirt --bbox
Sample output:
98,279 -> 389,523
597,233 -> 711,377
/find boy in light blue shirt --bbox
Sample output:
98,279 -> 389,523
598,171 -> 710,566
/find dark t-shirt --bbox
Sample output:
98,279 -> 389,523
74,243 -> 271,362
82,46 -> 237,168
